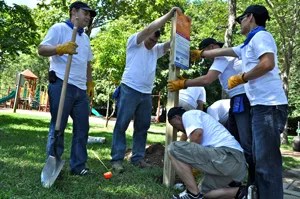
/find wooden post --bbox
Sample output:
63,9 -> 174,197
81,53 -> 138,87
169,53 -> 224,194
13,73 -> 23,113
163,12 -> 179,187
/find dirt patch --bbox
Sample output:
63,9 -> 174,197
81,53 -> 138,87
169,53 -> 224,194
145,143 -> 165,167
125,143 -> 165,167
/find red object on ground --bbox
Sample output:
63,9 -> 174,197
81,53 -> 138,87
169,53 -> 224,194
103,171 -> 112,179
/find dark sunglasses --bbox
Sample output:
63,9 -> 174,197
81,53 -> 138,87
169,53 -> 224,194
237,14 -> 249,24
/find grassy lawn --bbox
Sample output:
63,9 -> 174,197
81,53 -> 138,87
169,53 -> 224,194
0,113 -> 175,199
0,112 -> 299,198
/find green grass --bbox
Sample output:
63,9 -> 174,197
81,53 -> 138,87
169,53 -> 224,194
0,113 -> 176,199
1,112 -> 300,198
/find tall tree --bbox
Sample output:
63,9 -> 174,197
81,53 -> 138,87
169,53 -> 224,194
0,1 -> 38,68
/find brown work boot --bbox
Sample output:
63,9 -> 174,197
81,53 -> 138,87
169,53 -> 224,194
132,159 -> 152,168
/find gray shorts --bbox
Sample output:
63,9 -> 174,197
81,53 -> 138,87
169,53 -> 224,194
168,141 -> 247,193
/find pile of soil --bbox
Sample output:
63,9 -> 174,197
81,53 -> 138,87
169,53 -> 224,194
125,143 -> 165,168
144,143 -> 165,167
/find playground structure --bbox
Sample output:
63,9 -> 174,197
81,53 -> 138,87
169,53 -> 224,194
0,69 -> 49,111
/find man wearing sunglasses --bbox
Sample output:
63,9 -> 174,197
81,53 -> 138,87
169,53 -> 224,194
111,7 -> 182,173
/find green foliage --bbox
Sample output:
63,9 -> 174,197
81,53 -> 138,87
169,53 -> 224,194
33,0 -> 70,38
1,0 -> 300,118
91,17 -> 140,105
0,1 -> 38,67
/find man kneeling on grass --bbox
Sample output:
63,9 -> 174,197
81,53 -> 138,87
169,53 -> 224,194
167,107 -> 247,199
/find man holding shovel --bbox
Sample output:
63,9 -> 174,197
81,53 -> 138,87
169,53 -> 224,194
38,1 -> 96,180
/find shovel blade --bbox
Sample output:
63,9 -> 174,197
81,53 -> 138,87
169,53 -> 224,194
41,156 -> 65,188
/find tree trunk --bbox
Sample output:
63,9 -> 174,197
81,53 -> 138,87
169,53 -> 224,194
224,0 -> 236,48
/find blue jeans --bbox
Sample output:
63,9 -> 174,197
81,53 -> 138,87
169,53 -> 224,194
252,105 -> 287,199
47,78 -> 89,172
111,84 -> 152,163
228,94 -> 255,185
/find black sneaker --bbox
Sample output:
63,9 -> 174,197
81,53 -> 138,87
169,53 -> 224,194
172,190 -> 203,199
70,168 -> 89,176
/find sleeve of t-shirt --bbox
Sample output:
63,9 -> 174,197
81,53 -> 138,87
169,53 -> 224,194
88,41 -> 93,61
155,43 -> 165,58
209,56 -> 231,73
251,31 -> 277,59
182,111 -> 203,137
232,44 -> 243,59
40,23 -> 61,46
197,87 -> 206,102
126,33 -> 139,50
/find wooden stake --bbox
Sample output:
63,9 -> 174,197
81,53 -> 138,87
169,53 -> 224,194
163,11 -> 179,187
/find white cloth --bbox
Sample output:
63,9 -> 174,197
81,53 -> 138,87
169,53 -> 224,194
121,33 -> 165,94
40,22 -> 93,90
182,110 -> 243,152
232,31 -> 288,106
207,99 -> 230,125
209,56 -> 245,98
179,87 -> 206,110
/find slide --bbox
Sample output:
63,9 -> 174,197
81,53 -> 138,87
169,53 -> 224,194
0,90 -> 16,104
91,108 -> 103,117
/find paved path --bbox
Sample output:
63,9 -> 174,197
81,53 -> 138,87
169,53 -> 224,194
283,166 -> 300,198
1,108 -> 300,198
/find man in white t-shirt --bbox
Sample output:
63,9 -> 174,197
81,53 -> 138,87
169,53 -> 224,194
199,5 -> 288,199
167,107 -> 247,199
111,7 -> 183,173
179,86 -> 206,141
206,99 -> 230,126
179,87 -> 206,111
38,1 -> 96,176
167,38 -> 254,185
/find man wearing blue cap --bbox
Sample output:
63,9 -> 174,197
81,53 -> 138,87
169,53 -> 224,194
38,1 -> 96,176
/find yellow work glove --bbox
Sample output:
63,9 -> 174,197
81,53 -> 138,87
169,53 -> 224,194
190,50 -> 204,62
86,81 -> 95,98
167,78 -> 187,92
56,41 -> 78,56
228,73 -> 247,89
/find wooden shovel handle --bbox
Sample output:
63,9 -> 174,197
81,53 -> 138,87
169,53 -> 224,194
55,18 -> 79,131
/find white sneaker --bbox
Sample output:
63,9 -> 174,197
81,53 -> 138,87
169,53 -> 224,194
247,185 -> 258,199
171,190 -> 203,199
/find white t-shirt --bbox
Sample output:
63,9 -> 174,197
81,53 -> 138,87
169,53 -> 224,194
179,87 -> 206,109
207,99 -> 230,125
182,110 -> 243,152
121,33 -> 165,94
209,56 -> 245,98
40,22 -> 93,90
232,31 -> 288,106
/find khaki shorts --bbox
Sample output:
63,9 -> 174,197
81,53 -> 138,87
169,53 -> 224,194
168,141 -> 247,193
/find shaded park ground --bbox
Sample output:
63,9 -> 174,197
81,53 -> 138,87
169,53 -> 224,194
0,108 -> 300,198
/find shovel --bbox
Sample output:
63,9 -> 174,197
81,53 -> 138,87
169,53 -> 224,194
41,18 -> 79,188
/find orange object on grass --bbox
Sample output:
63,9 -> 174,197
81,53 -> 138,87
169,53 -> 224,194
103,171 -> 112,179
